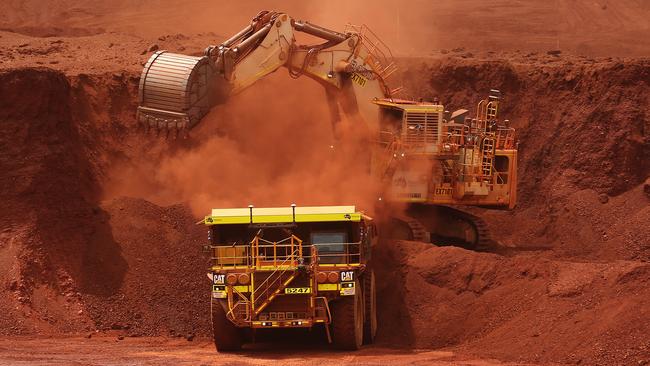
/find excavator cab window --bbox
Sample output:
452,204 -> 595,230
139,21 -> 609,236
494,156 -> 510,184
379,107 -> 404,146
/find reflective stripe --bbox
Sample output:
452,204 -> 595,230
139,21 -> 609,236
317,283 -> 338,291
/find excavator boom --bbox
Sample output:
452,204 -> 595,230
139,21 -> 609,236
137,11 -> 396,135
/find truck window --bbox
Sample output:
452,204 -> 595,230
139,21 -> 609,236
311,231 -> 347,264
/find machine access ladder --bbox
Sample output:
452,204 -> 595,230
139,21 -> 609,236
227,235 -> 305,325
481,137 -> 495,182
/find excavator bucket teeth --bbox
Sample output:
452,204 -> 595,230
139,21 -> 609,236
137,50 -> 226,134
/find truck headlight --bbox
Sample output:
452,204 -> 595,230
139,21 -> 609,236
238,273 -> 250,285
327,271 -> 339,283
226,274 -> 238,285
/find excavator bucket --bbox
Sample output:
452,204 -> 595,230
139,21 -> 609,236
137,51 -> 224,135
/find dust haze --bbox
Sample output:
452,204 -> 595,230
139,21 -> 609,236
104,71 -> 379,216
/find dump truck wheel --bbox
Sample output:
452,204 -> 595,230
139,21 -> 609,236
331,280 -> 363,350
210,298 -> 242,352
362,270 -> 377,344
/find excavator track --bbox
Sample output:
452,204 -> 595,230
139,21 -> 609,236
392,215 -> 430,243
391,205 -> 498,251
440,206 -> 497,251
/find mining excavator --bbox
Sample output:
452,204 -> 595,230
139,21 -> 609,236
137,10 -> 517,249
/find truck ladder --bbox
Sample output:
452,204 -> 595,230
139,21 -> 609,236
249,235 -> 303,317
251,269 -> 298,316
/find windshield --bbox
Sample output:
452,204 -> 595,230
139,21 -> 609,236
311,232 -> 346,264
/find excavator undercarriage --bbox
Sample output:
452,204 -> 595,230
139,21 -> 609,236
391,205 -> 497,251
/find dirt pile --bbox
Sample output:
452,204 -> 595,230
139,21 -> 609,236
374,240 -> 650,365
81,197 -> 209,338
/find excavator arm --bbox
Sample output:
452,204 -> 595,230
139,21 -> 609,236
137,11 -> 397,136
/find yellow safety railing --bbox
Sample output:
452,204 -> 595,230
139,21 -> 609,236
251,235 -> 303,268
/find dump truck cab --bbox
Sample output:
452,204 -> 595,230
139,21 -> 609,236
204,205 -> 377,351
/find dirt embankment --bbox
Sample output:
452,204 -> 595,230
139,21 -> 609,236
374,240 -> 650,365
0,54 -> 649,365
0,67 -> 207,336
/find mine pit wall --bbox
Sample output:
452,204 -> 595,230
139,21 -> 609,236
0,57 -> 648,364
0,67 -> 209,337
0,68 -> 96,333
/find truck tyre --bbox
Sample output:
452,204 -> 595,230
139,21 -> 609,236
362,270 -> 377,344
331,280 -> 364,350
211,298 -> 242,352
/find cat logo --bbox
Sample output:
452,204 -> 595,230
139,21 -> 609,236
340,271 -> 354,282
213,274 -> 225,284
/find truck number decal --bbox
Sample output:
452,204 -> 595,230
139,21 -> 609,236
351,73 -> 367,87
285,287 -> 311,294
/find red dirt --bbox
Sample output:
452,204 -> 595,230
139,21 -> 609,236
0,1 -> 649,365
0,336 -> 530,366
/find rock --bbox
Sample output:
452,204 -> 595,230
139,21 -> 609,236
117,335 -> 124,341
644,178 -> 650,198
547,50 -> 562,56
148,44 -> 159,52
598,193 -> 609,204
85,332 -> 92,339
186,333 -> 195,341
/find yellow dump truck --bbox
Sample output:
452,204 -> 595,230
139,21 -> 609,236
204,205 -> 377,351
